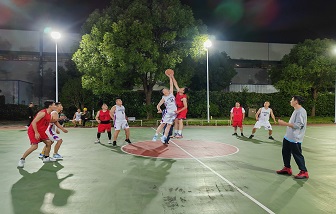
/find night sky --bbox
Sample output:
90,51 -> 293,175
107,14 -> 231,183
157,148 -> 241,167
1,0 -> 336,43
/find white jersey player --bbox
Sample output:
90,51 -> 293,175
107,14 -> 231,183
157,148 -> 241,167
110,99 -> 131,145
249,101 -> 277,140
152,74 -> 177,144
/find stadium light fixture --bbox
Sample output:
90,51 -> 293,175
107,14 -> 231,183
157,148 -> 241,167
50,31 -> 61,102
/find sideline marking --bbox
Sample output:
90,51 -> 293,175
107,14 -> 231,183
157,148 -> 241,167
151,127 -> 275,214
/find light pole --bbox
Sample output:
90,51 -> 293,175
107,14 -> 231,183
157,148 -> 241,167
50,31 -> 61,102
204,39 -> 212,123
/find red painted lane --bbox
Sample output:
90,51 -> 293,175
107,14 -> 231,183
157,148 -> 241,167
121,140 -> 239,159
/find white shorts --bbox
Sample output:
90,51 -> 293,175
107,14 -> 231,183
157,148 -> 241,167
46,126 -> 61,141
114,120 -> 129,131
254,121 -> 272,130
161,110 -> 176,125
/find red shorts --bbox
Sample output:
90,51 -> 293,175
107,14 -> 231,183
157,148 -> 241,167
232,121 -> 243,128
27,130 -> 49,145
177,109 -> 187,120
98,123 -> 111,133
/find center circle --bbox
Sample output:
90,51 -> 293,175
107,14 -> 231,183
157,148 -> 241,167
121,140 -> 239,159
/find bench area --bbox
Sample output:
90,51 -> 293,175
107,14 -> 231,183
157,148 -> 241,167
65,117 -> 143,127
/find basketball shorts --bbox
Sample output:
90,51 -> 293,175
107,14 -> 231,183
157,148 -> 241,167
161,110 -> 176,125
232,120 -> 243,128
254,121 -> 272,130
27,129 -> 49,145
46,127 -> 61,142
177,109 -> 187,120
98,123 -> 112,133
114,120 -> 129,131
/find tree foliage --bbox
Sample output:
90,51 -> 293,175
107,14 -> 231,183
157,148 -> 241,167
269,39 -> 336,116
72,0 -> 206,118
190,51 -> 237,91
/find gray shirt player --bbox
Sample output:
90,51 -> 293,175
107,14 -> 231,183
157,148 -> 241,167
284,107 -> 307,143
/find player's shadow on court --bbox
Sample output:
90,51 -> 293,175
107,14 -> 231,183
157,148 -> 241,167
11,162 -> 74,214
227,160 -> 276,174
98,143 -> 126,155
236,136 -> 282,145
260,175 -> 305,212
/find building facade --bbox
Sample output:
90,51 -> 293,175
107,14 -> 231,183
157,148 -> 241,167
0,29 -> 294,104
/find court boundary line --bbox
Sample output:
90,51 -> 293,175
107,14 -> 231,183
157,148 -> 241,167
151,127 -> 275,214
120,140 -> 239,160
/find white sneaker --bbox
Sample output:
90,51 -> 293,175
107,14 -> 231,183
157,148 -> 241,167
94,139 -> 100,144
43,157 -> 57,163
108,140 -> 112,144
161,136 -> 167,144
18,159 -> 25,168
152,135 -> 158,141
38,153 -> 44,159
53,153 -> 63,160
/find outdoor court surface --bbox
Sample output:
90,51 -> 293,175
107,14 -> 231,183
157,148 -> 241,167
1,125 -> 336,214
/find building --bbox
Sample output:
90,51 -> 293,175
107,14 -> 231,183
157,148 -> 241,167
0,29 -> 295,104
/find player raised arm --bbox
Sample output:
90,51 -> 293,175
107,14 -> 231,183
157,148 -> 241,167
171,74 -> 180,92
169,75 -> 174,94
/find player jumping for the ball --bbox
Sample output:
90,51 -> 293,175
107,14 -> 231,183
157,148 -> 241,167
152,74 -> 177,144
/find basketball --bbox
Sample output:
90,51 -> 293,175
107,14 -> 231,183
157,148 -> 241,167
165,69 -> 174,76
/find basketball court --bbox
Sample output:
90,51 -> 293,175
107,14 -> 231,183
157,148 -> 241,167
1,125 -> 336,213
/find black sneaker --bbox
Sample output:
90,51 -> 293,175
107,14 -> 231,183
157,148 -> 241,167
241,133 -> 244,137
125,139 -> 132,144
249,135 -> 254,139
269,136 -> 274,140
112,141 -> 117,146
232,133 -> 238,136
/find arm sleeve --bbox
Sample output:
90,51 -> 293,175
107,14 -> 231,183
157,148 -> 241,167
292,112 -> 305,130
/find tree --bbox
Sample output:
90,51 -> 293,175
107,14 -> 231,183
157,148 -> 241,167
73,0 -> 205,118
189,51 -> 237,91
269,39 -> 336,116
59,77 -> 93,110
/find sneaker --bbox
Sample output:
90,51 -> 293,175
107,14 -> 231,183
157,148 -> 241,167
18,159 -> 25,168
294,170 -> 309,179
152,135 -> 158,142
269,136 -> 274,140
113,141 -> 117,146
232,133 -> 238,136
125,139 -> 132,144
276,167 -> 292,175
176,134 -> 183,138
241,133 -> 244,137
43,157 -> 57,163
94,139 -> 100,144
108,140 -> 112,144
38,153 -> 44,159
249,135 -> 254,139
53,153 -> 63,160
161,136 -> 167,144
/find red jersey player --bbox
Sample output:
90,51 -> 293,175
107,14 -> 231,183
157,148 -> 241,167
230,101 -> 245,137
94,103 -> 113,145
18,100 -> 57,168
171,74 -> 188,138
